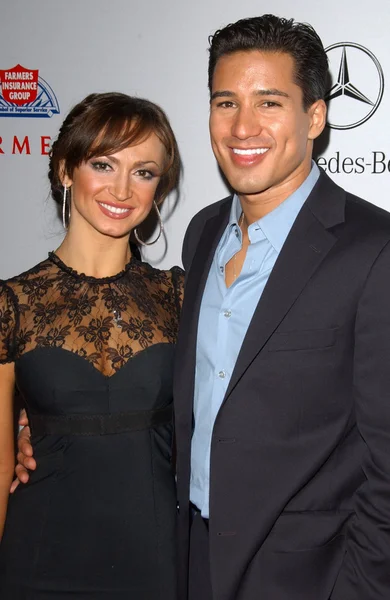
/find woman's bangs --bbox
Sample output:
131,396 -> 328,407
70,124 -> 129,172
86,117 -> 155,159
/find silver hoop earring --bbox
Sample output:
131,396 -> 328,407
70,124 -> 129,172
62,185 -> 71,230
134,201 -> 164,246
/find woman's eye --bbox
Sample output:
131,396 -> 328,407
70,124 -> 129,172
91,161 -> 111,172
136,169 -> 154,180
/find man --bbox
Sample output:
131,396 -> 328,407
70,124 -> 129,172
174,14 -> 390,600
15,14 -> 390,600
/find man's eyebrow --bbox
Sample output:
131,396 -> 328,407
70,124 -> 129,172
255,88 -> 290,98
210,90 -> 235,101
210,88 -> 290,101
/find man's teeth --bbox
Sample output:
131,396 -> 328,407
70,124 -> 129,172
100,203 -> 130,214
232,148 -> 268,156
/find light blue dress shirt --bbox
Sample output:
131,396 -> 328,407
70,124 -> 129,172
190,163 -> 321,518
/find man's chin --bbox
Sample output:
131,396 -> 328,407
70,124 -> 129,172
221,169 -> 271,196
231,183 -> 271,198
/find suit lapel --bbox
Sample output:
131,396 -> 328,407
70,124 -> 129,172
174,200 -> 231,427
224,171 -> 346,401
178,202 -> 231,352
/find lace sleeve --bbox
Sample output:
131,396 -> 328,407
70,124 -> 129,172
170,266 -> 185,319
0,282 -> 17,363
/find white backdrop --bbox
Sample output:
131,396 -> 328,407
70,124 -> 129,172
1,0 -> 389,278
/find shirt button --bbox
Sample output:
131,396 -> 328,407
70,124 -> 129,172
218,370 -> 226,379
223,310 -> 232,318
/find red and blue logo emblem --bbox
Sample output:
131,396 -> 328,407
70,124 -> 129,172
0,64 -> 60,118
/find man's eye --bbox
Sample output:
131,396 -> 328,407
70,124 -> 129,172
217,101 -> 235,108
262,101 -> 280,108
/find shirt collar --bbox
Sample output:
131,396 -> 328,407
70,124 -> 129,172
228,161 -> 320,252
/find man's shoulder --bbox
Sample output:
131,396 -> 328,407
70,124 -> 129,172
187,195 -> 232,231
181,195 -> 232,270
316,168 -> 390,237
345,190 -> 390,232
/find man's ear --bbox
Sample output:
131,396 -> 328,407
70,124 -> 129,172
308,99 -> 327,141
59,160 -> 73,187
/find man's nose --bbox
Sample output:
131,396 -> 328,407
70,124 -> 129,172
231,105 -> 263,140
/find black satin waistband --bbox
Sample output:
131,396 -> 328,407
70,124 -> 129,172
29,405 -> 173,436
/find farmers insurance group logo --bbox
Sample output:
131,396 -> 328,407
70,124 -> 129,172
0,64 -> 60,118
325,42 -> 384,130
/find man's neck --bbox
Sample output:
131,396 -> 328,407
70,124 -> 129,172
238,162 -> 313,224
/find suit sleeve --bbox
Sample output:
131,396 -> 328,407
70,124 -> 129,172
331,240 -> 390,598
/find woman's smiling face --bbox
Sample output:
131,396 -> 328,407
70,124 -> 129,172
63,132 -> 166,239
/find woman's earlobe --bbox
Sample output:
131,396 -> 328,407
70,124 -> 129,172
59,159 -> 73,188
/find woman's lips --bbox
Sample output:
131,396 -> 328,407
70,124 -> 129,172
97,201 -> 133,220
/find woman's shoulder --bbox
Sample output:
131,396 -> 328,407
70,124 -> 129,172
5,256 -> 53,283
1,257 -> 58,316
132,258 -> 184,282
3,256 -> 55,291
129,259 -> 184,309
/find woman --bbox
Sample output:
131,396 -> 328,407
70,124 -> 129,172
0,92 -> 183,599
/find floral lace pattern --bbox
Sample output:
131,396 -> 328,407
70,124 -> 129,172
0,254 -> 184,377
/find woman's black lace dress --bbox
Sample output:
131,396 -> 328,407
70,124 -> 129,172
0,253 -> 184,599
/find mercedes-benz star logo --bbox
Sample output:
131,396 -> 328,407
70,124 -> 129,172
325,42 -> 384,130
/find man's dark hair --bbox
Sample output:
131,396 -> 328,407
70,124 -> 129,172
208,14 -> 328,110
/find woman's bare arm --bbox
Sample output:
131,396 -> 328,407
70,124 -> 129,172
0,362 -> 16,539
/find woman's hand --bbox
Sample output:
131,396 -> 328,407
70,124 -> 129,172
10,409 -> 35,493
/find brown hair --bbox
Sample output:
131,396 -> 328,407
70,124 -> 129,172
49,92 -> 180,206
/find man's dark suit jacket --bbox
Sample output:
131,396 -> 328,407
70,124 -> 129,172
174,169 -> 390,600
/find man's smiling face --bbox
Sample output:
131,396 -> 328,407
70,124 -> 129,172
209,50 -> 326,206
